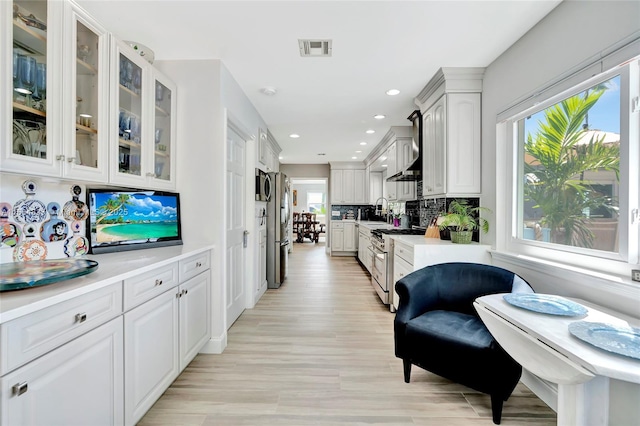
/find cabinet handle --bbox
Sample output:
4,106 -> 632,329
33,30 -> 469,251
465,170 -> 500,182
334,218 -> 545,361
75,313 -> 87,323
184,289 -> 188,295
176,291 -> 181,298
12,382 -> 28,396
67,157 -> 76,163
155,279 -> 163,286
195,262 -> 202,268
56,155 -> 65,161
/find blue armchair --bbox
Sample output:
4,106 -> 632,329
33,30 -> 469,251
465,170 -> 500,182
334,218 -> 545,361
394,262 -> 534,424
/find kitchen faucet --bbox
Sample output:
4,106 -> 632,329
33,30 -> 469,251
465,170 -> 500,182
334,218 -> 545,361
374,197 -> 389,222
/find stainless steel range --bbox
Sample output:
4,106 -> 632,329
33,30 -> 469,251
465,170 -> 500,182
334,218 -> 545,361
370,227 -> 425,307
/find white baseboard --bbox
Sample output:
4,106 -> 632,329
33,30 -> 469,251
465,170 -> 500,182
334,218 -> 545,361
198,332 -> 227,354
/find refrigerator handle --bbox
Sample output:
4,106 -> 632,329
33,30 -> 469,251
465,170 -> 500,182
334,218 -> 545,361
243,230 -> 249,248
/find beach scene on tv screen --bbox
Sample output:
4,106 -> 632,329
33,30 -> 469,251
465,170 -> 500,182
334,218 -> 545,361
93,193 -> 178,243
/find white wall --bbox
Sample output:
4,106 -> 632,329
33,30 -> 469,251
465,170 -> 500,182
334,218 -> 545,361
482,0 -> 640,314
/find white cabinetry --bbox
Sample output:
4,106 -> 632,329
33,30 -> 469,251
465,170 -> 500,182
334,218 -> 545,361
358,228 -> 372,273
369,170 -> 383,205
330,221 -> 357,255
385,143 -> 397,200
110,38 -> 177,189
1,317 -> 124,426
417,68 -> 483,197
330,163 -> 366,204
2,1 -> 111,182
124,251 -> 210,425
395,137 -> 417,201
258,129 -> 281,172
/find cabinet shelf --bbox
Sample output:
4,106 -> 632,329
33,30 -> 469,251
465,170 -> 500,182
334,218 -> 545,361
77,58 -> 97,75
154,150 -> 169,158
76,124 -> 97,135
13,101 -> 46,118
155,104 -> 170,117
119,83 -> 141,98
13,20 -> 46,56
119,138 -> 141,150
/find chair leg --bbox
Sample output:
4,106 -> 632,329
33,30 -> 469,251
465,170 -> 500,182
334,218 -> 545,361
403,359 -> 411,383
490,394 -> 504,425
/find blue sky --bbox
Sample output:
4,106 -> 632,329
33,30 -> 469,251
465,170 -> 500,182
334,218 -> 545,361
525,75 -> 621,138
96,193 -> 178,222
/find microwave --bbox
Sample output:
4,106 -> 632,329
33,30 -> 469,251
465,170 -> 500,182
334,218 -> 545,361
255,168 -> 272,201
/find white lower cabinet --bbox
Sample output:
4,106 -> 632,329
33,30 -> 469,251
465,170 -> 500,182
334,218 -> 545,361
125,257 -> 211,426
124,288 -> 179,426
330,222 -> 358,255
179,272 -> 211,370
1,317 -> 124,426
331,223 -> 345,252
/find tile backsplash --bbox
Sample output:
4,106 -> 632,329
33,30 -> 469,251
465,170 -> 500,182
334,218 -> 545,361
1,174 -> 89,263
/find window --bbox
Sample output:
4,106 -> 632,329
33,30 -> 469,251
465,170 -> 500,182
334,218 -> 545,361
307,192 -> 325,215
502,57 -> 639,278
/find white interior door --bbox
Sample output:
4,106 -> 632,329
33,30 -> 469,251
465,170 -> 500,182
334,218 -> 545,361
226,126 -> 246,328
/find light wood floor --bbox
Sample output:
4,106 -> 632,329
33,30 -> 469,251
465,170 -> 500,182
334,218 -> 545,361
139,242 -> 556,425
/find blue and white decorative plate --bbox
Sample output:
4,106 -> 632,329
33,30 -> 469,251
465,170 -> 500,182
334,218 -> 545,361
569,321 -> 640,360
503,293 -> 588,316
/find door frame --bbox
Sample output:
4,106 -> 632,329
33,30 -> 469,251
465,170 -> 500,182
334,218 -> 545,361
223,110 -> 255,330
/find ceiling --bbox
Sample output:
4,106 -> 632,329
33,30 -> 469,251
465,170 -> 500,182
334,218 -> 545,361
76,0 -> 561,165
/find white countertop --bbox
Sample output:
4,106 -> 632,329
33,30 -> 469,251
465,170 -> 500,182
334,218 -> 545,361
390,234 -> 490,247
0,243 -> 214,324
476,293 -> 640,384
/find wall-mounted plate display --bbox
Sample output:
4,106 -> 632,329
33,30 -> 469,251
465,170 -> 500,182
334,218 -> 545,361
0,202 -> 22,247
12,180 -> 46,224
0,258 -> 98,292
13,223 -> 47,262
40,202 -> 68,242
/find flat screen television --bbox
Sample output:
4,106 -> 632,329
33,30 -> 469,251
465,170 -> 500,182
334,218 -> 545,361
87,188 -> 182,254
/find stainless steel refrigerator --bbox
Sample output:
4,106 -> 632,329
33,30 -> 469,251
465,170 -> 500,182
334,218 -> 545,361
267,172 -> 291,288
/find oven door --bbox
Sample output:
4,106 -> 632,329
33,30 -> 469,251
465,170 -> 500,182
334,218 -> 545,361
371,247 -> 389,304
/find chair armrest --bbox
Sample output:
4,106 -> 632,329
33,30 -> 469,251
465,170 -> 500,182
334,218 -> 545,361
394,268 -> 440,325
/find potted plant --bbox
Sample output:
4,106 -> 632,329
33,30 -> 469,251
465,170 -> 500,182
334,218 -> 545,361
438,200 -> 491,244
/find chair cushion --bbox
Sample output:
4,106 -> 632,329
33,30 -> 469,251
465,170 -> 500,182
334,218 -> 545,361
406,310 -> 494,352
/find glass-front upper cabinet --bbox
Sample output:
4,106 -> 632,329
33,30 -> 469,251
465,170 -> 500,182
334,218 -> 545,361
110,38 -> 176,189
2,0 -> 60,176
151,70 -> 176,188
63,1 -> 109,182
110,38 -> 148,187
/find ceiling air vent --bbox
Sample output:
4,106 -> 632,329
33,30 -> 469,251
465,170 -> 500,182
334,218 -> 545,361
298,39 -> 332,57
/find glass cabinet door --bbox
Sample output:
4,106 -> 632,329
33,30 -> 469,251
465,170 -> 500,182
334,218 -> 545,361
151,72 -> 175,186
64,4 -> 109,182
9,0 -> 51,166
114,45 -> 147,182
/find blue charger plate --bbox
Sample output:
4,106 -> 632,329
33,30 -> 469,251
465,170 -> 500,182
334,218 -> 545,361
503,293 -> 588,316
569,321 -> 640,360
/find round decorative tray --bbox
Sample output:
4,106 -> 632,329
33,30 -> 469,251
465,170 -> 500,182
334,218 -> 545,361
0,259 -> 99,292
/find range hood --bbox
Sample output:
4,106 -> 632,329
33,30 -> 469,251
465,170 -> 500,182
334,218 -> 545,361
386,110 -> 423,182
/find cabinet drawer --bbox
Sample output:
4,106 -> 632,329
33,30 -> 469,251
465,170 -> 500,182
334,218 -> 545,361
332,222 -> 344,229
394,256 -> 413,284
179,251 -> 210,282
123,262 -> 179,311
1,282 -> 123,376
394,242 -> 414,265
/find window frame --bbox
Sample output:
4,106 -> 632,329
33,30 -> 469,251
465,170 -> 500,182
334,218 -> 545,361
499,59 -> 639,280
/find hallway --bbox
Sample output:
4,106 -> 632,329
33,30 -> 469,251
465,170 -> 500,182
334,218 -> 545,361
139,243 -> 556,425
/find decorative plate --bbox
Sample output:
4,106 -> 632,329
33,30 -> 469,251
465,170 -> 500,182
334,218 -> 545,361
13,223 -> 47,262
0,202 -> 21,247
503,293 -> 588,316
12,180 -> 46,224
569,321 -> 640,360
40,203 -> 69,242
0,258 -> 98,292
62,185 -> 89,221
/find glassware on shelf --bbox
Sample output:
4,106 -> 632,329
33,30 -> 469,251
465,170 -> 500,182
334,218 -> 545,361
32,63 -> 46,111
77,44 -> 90,62
155,82 -> 164,105
118,109 -> 130,139
13,119 -> 46,158
154,128 -> 162,144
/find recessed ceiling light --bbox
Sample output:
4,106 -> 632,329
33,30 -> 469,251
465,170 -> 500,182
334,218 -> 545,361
351,156 -> 357,159
386,89 -> 400,96
289,134 -> 300,138
261,86 -> 277,96
355,150 -> 362,153
374,114 -> 385,119
360,142 -> 367,146
279,156 -> 283,160
380,156 -> 387,161
365,129 -> 375,134
382,164 -> 388,167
